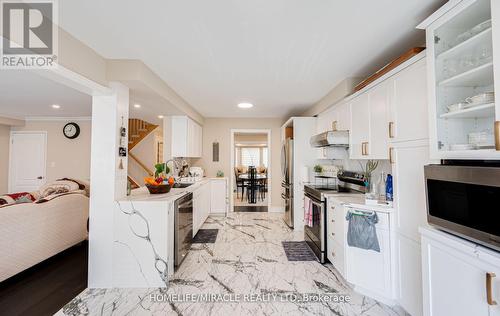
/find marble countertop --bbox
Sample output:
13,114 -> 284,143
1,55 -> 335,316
119,178 -> 217,202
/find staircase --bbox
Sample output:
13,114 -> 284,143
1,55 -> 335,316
127,118 -> 158,189
128,118 -> 158,150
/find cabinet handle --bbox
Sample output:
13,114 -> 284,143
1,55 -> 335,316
389,122 -> 395,138
389,147 -> 394,164
331,219 -> 335,223
331,232 -> 335,237
362,142 -> 369,156
331,251 -> 335,257
495,121 -> 500,151
487,272 -> 498,306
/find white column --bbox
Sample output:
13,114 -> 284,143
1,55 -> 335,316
88,83 -> 129,288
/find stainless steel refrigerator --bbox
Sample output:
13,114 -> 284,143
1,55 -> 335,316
281,138 -> 294,228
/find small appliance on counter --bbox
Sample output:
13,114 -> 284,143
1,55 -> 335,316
189,167 -> 204,180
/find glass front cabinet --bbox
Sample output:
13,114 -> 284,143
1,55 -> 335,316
420,0 -> 500,159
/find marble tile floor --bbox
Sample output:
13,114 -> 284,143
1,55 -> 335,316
57,212 -> 409,316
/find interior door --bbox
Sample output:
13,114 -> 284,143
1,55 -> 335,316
9,132 -> 47,193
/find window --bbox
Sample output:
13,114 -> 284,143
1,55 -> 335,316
241,147 -> 260,167
262,147 -> 268,167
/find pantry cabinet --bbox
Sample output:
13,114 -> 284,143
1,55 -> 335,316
421,228 -> 500,316
419,0 -> 500,159
171,116 -> 203,158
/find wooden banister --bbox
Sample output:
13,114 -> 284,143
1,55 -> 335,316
129,152 -> 153,176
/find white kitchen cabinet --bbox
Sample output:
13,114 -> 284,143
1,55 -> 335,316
349,94 -> 370,159
390,140 -> 430,241
421,228 -> 500,316
193,181 -> 211,236
326,197 -> 346,276
388,140 -> 431,316
349,82 -> 389,160
171,116 -> 203,158
210,178 -> 228,215
419,0 -> 500,160
387,57 -> 429,143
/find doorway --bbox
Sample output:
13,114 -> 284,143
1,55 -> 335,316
230,129 -> 271,212
9,131 -> 47,193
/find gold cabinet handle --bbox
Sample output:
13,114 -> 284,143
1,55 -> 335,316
495,121 -> 500,151
389,147 -> 394,164
361,143 -> 365,155
363,142 -> 369,156
389,122 -> 395,138
487,272 -> 498,306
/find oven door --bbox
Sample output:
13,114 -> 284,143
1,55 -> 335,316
425,164 -> 500,251
304,193 -> 325,262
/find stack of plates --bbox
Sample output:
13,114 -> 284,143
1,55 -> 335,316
466,92 -> 495,106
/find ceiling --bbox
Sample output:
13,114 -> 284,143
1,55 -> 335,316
0,70 -> 92,119
59,0 -> 445,118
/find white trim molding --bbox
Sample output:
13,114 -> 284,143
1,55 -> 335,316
230,128 -> 272,212
25,116 -> 92,122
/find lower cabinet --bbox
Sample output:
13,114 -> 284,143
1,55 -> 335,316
327,197 -> 346,276
193,181 -> 211,237
210,178 -> 228,214
421,228 -> 500,316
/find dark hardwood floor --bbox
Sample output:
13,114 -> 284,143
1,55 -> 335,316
0,241 -> 88,316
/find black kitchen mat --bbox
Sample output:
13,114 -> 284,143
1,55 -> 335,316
193,229 -> 219,244
234,206 -> 268,212
282,241 -> 318,261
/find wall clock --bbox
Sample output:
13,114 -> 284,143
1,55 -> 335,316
63,122 -> 80,139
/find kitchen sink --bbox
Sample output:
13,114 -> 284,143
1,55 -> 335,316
173,183 -> 193,188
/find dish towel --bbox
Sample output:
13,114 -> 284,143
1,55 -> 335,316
304,196 -> 313,227
345,210 -> 380,252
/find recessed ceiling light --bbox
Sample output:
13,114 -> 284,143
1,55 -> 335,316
237,102 -> 254,109
51,104 -> 60,109
134,104 -> 141,108
158,115 -> 164,119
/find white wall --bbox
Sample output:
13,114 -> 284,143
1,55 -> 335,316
0,124 -> 10,193
194,118 -> 283,208
11,120 -> 92,183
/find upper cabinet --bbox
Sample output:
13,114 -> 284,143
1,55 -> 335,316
350,81 -> 390,160
171,116 -> 203,158
316,101 -> 351,134
387,58 -> 429,143
423,0 -> 500,159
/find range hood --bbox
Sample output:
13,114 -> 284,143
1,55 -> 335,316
310,130 -> 349,148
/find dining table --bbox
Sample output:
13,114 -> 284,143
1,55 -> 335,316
238,173 -> 267,204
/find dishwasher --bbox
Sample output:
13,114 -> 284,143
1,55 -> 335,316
344,205 -> 395,301
174,192 -> 193,268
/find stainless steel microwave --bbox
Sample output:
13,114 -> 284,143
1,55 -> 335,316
424,164 -> 500,252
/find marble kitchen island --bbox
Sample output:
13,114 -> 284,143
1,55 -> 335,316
113,179 -> 213,288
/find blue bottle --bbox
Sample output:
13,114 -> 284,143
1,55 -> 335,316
386,174 -> 393,202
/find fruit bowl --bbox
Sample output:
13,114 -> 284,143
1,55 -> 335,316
145,183 -> 172,194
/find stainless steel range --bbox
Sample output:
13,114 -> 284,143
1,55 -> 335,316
304,170 -> 365,263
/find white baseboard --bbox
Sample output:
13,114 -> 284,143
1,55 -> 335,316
269,206 -> 285,213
